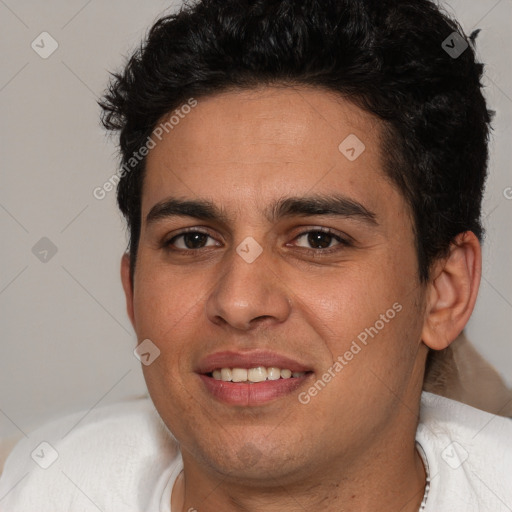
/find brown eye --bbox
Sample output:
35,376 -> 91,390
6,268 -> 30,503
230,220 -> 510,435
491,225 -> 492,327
294,229 -> 351,252
164,230 -> 219,250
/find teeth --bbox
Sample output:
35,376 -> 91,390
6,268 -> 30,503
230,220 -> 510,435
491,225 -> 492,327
232,368 -> 248,382
247,367 -> 267,382
267,367 -> 281,380
210,367 -> 306,382
220,368 -> 232,381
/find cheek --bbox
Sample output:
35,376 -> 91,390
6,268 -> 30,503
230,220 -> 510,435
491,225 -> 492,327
132,265 -> 204,387
132,264 -> 194,338
306,254 -> 420,360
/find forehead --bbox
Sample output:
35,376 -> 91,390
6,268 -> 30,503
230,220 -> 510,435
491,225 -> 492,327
142,86 -> 405,224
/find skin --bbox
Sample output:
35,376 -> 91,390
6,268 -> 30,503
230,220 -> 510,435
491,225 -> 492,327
121,86 -> 481,511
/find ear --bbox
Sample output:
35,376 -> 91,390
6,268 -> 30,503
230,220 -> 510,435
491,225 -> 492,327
121,253 -> 136,329
421,231 -> 481,351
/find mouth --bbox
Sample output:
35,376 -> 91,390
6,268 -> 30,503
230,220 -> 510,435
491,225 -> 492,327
196,351 -> 314,405
206,366 -> 311,382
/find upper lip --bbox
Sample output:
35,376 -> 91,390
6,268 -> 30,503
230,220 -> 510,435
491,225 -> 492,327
196,350 -> 312,374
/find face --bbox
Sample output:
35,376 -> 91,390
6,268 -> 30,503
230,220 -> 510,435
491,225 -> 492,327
124,86 -> 430,485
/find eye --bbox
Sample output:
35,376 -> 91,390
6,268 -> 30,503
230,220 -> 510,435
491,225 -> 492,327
162,227 -> 352,254
164,229 -> 219,250
292,229 -> 352,253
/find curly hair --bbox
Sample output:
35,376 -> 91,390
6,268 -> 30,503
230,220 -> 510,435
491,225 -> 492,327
99,0 -> 492,287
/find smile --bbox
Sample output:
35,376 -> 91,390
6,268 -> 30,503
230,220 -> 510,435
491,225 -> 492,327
209,367 -> 307,382
196,350 -> 314,405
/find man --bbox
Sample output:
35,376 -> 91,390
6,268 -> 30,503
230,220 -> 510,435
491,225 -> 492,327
1,0 -> 511,510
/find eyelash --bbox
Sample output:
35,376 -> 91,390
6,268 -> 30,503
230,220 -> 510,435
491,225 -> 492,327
162,227 -> 353,255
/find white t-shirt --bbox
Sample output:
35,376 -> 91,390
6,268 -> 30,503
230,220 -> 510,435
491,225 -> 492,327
0,392 -> 510,511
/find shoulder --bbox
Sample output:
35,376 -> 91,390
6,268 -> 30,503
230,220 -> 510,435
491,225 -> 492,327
0,397 -> 181,511
417,391 -> 512,512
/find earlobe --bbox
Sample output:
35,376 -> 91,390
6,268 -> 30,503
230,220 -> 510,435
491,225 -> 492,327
421,232 -> 481,351
121,253 -> 136,329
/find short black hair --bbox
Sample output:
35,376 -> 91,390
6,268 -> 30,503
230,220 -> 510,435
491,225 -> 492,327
99,0 -> 492,285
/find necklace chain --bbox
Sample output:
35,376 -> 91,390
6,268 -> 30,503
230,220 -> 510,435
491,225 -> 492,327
417,443 -> 430,511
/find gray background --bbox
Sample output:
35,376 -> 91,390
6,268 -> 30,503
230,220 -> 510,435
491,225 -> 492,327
1,0 -> 511,440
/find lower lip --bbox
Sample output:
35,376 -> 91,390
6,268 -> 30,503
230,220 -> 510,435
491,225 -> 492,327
199,374 -> 310,405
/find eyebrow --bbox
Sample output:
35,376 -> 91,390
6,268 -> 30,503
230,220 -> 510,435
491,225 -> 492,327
146,194 -> 378,227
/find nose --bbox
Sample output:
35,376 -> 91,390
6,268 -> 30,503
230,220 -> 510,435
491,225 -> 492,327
204,240 -> 292,331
